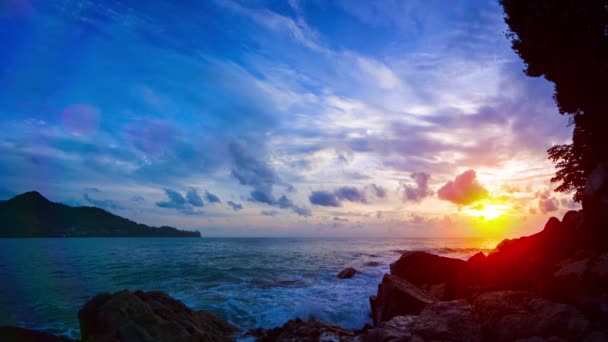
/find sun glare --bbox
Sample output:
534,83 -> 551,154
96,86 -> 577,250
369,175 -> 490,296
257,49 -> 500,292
463,203 -> 506,220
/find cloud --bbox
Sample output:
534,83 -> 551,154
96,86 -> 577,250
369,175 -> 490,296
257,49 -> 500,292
539,197 -> 559,214
83,193 -> 124,210
335,186 -> 367,203
560,198 -> 579,210
437,170 -> 488,205
227,200 -> 243,211
261,210 -> 279,216
131,195 -> 145,203
186,188 -> 204,207
366,184 -> 387,198
156,188 -> 187,209
402,172 -> 433,202
230,141 -> 308,216
204,190 -> 221,203
309,184 -> 385,207
310,191 -> 340,207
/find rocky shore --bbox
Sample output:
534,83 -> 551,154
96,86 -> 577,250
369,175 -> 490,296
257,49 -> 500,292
2,167 -> 608,341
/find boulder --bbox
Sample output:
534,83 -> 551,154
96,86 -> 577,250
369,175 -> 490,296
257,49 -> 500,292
547,252 -> 608,317
370,274 -> 435,325
472,291 -> 590,342
390,251 -> 480,299
366,299 -> 481,342
337,267 -> 359,279
247,318 -> 362,342
583,161 -> 608,225
78,290 -> 238,342
0,326 -> 76,342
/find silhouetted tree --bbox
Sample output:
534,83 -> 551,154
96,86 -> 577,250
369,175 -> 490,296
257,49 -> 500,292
500,0 -> 608,201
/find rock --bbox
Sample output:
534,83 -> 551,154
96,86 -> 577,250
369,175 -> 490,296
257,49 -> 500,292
337,267 -> 359,279
365,316 -> 416,342
547,252 -> 608,317
248,318 -> 362,342
370,274 -> 435,325
583,161 -> 608,225
467,252 -> 486,268
366,299 -> 481,342
390,251 -> 480,299
365,261 -> 382,267
472,291 -> 590,342
78,290 -> 238,342
0,326 -> 77,342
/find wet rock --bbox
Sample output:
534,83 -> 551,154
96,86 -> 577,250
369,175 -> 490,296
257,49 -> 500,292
78,290 -> 238,342
472,291 -> 589,342
0,326 -> 76,342
338,267 -> 359,279
366,299 -> 481,342
248,318 -> 362,342
370,274 -> 435,325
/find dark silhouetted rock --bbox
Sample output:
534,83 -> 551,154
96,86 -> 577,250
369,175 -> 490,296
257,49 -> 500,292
472,291 -> 589,342
78,290 -> 237,342
248,318 -> 361,342
337,267 -> 359,279
467,252 -> 486,268
390,251 -> 480,299
0,326 -> 76,342
370,274 -> 435,325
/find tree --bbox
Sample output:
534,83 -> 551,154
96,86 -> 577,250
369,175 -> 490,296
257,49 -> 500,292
500,0 -> 608,201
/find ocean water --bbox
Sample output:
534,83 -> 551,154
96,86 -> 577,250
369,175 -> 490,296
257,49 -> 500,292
0,237 -> 498,340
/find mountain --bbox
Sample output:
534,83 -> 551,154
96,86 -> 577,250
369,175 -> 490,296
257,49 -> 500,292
0,191 -> 201,237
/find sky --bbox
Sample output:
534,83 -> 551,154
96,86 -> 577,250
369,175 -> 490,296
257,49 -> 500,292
0,0 -> 579,238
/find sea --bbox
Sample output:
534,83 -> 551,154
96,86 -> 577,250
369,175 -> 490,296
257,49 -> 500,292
0,237 -> 499,340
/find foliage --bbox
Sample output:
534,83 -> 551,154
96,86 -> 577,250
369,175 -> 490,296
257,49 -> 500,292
500,0 -> 608,201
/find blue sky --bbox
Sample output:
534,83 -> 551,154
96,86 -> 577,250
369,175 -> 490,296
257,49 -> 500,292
0,0 -> 577,237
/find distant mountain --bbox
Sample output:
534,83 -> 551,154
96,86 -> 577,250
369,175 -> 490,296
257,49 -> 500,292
0,191 -> 201,237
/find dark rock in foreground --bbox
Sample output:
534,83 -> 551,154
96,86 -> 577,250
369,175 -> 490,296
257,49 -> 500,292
337,267 -> 359,279
247,318 -> 363,342
0,326 -> 77,342
78,290 -> 237,341
0,191 -> 200,237
370,274 -> 435,325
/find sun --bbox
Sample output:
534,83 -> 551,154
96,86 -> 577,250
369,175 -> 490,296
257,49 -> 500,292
463,202 -> 506,220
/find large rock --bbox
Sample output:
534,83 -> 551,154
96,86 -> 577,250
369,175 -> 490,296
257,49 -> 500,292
78,290 -> 238,341
370,274 -> 435,325
545,251 -> 608,317
0,326 -> 77,342
248,318 -> 362,342
366,299 -> 481,342
389,251 -> 480,300
472,291 -> 590,342
337,267 -> 359,279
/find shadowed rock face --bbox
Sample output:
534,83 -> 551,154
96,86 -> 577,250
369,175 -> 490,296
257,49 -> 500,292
0,326 -> 77,342
247,318 -> 363,342
78,290 -> 238,342
370,274 -> 435,325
